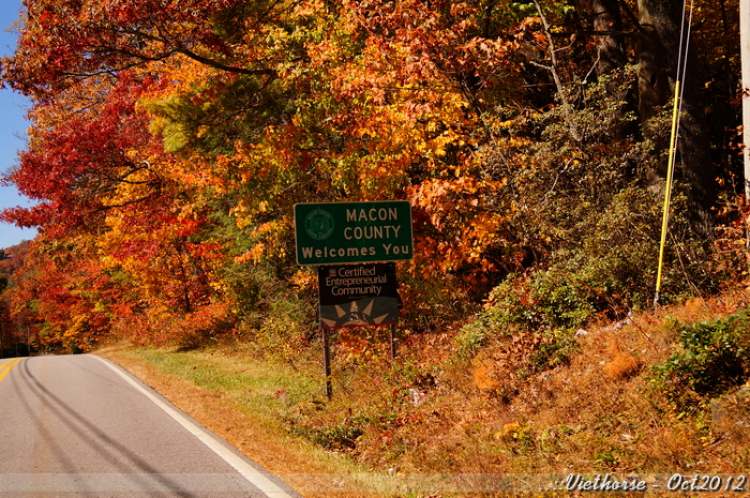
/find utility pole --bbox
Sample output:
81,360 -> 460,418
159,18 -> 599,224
742,0 -> 750,197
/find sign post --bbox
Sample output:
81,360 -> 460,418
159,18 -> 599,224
390,324 -> 398,360
294,201 -> 413,399
323,328 -> 332,400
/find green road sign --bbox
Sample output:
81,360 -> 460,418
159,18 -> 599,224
294,201 -> 413,265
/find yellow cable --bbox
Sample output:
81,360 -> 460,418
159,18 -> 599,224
655,80 -> 682,305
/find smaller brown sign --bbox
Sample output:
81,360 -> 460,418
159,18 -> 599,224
317,263 -> 399,329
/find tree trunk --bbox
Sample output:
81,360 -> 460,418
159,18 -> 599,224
589,0 -> 637,142
636,0 -> 669,123
742,0 -> 750,196
589,0 -> 627,76
638,0 -> 716,238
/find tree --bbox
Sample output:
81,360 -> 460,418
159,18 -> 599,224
0,0 -> 742,350
638,0 -> 717,236
1,73 -> 163,236
1,0 -> 278,98
589,0 -> 628,76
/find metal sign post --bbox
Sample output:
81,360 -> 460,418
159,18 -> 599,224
389,324 -> 398,360
323,327 -> 332,399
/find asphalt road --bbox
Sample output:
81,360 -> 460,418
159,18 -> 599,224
0,354 -> 301,497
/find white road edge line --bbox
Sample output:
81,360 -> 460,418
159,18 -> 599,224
93,356 -> 295,498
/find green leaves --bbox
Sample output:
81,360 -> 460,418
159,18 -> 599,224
651,310 -> 750,405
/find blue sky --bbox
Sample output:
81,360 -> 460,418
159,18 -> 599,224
0,0 -> 36,249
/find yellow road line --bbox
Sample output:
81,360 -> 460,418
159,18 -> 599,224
0,358 -> 22,382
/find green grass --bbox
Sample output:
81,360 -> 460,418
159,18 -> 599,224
125,347 -> 323,422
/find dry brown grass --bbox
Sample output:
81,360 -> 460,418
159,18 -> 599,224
98,287 -> 750,496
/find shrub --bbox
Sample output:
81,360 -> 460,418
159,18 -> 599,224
476,68 -> 712,334
650,309 -> 750,406
290,416 -> 366,451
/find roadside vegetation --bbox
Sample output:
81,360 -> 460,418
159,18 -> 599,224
99,286 -> 750,496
